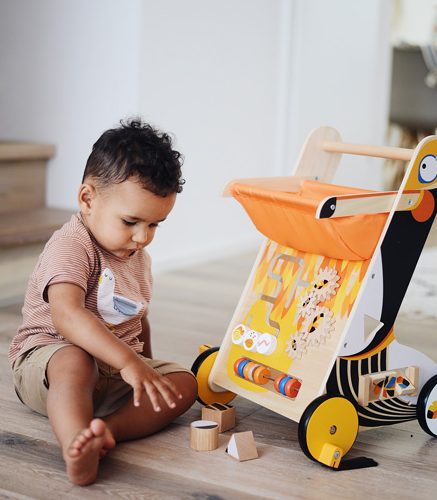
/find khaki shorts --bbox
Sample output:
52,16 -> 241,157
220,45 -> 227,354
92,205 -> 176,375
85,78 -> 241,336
12,343 -> 195,418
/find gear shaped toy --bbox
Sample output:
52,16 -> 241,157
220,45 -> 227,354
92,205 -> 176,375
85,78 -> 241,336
285,333 -> 308,359
296,289 -> 319,319
301,306 -> 335,346
311,266 -> 340,302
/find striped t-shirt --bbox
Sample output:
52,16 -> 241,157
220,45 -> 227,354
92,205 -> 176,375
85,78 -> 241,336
8,213 -> 152,365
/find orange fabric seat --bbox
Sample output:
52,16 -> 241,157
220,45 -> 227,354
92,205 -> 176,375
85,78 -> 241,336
230,180 -> 389,261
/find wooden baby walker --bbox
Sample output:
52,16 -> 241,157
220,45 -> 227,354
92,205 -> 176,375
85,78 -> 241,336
191,126 -> 437,470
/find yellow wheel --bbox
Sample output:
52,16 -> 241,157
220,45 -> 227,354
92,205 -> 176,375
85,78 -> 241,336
298,395 -> 359,469
191,346 -> 236,406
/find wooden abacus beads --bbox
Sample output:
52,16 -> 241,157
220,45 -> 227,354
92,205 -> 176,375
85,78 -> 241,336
233,357 -> 270,385
190,420 -> 219,451
233,357 -> 302,399
274,374 -> 301,398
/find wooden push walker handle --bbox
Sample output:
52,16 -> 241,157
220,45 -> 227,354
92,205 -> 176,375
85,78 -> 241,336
322,141 -> 413,162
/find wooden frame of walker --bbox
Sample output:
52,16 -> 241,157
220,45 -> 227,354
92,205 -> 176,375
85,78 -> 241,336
193,126 -> 437,469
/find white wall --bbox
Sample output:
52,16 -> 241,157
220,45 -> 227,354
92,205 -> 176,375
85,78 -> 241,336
283,0 -> 393,190
140,0 -> 394,269
138,0 -> 281,270
0,0 -> 142,209
0,0 -> 394,272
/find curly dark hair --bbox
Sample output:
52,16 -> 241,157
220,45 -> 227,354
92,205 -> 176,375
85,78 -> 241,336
82,118 -> 184,197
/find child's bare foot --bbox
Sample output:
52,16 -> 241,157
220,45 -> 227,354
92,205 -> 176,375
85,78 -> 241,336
64,418 -> 115,485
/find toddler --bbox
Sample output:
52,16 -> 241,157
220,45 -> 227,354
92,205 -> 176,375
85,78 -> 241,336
8,118 -> 198,485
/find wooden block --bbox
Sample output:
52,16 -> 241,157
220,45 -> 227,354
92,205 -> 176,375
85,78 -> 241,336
201,403 -> 236,433
406,366 -> 419,391
358,368 -> 419,406
394,366 -> 419,396
371,372 -> 394,401
358,372 -> 394,406
190,420 -> 219,451
358,374 -> 371,407
226,431 -> 258,461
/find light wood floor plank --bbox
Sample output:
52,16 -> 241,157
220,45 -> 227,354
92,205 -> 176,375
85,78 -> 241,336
1,249 -> 437,498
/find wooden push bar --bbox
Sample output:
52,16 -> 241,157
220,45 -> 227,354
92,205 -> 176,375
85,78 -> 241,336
223,139 -> 417,218
322,141 -> 413,162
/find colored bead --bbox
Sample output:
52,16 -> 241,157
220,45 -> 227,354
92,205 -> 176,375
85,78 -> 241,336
274,374 -> 287,392
253,366 -> 271,385
246,362 -> 260,382
279,376 -> 292,395
243,361 -> 257,380
238,359 -> 251,378
233,357 -> 247,375
284,377 -> 300,398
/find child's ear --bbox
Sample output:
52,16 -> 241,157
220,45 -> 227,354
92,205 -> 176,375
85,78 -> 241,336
78,183 -> 96,214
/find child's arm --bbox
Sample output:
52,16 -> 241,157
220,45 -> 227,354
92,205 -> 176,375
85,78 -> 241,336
139,314 -> 153,358
48,282 -> 182,411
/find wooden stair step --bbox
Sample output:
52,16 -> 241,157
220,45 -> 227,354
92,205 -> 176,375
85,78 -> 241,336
0,142 -> 55,161
0,207 -> 74,247
0,142 -> 56,214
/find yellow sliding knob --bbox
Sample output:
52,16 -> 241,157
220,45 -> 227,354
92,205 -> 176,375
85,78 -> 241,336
298,395 -> 358,469
318,443 -> 343,468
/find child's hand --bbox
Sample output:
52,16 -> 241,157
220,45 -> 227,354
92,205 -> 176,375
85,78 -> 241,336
120,359 -> 183,411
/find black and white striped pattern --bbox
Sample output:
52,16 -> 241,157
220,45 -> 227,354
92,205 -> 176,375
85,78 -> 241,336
326,350 -> 416,427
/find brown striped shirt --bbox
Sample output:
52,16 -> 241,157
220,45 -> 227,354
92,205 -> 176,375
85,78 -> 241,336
8,213 -> 152,365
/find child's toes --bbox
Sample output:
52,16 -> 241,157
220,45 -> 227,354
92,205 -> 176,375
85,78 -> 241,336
70,431 -> 89,451
68,447 -> 81,457
89,418 -> 106,437
64,420 -> 113,485
82,428 -> 94,439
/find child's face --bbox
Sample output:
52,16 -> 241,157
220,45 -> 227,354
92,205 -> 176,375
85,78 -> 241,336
79,176 -> 176,259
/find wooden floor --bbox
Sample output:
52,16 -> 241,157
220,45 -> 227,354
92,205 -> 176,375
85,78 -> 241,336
2,250 -> 437,499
